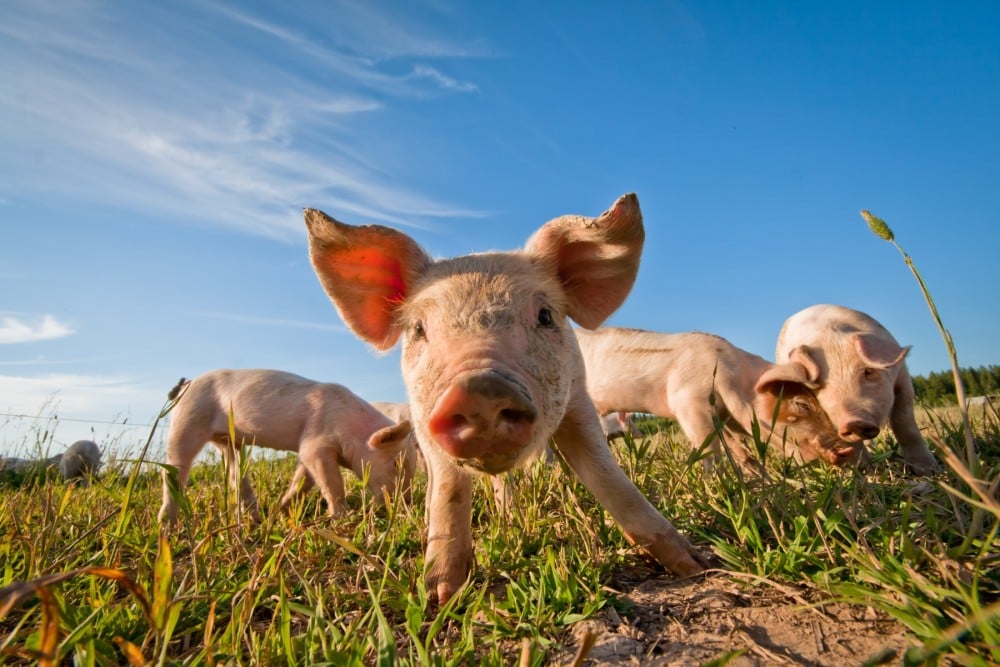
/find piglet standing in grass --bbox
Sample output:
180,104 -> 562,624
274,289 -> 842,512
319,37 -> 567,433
304,193 -> 707,604
775,304 -> 940,474
157,369 -> 416,524
0,439 -> 102,481
59,440 -> 103,481
600,411 -> 644,442
576,328 -> 863,469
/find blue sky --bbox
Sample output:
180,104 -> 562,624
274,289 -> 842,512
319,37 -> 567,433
2,1 -> 998,455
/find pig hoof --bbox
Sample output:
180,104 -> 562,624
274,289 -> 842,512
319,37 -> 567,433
677,551 -> 710,577
432,582 -> 461,607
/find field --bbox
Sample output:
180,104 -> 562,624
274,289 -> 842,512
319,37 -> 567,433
1,404 -> 998,666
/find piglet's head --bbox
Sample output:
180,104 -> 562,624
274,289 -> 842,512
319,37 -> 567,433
364,419 -> 417,503
787,334 -> 909,443
754,363 -> 864,467
305,194 -> 644,474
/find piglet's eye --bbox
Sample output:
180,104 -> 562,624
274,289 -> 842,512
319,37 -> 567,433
537,307 -> 554,328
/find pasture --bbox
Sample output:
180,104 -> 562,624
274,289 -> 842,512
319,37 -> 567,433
0,401 -> 997,665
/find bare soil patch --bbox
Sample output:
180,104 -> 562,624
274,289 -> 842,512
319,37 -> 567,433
552,566 -> 912,666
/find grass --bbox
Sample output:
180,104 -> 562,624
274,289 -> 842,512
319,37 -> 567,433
0,403 -> 997,665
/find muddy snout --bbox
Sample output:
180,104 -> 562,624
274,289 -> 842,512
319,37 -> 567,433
427,369 -> 538,466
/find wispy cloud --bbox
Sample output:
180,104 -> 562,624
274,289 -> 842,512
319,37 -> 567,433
0,1 -> 490,240
210,0 -> 494,62
0,315 -> 75,344
0,373 -> 157,421
0,354 -> 119,367
412,65 -> 479,92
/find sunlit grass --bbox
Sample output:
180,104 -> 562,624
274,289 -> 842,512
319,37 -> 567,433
1,401 -> 997,665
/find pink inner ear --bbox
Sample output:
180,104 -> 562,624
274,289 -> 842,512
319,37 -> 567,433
339,250 -> 407,299
314,247 -> 410,350
306,210 -> 431,350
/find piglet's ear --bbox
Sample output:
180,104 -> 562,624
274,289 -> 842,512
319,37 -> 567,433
786,345 -> 822,386
368,420 -> 413,450
755,361 -> 813,395
305,210 -> 432,351
854,333 -> 909,369
525,193 -> 644,329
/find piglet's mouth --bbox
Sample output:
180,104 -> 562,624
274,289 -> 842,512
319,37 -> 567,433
827,445 -> 857,466
814,440 -> 867,467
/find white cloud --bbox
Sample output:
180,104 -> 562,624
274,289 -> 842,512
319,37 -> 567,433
0,372 -> 166,456
411,65 -> 479,93
0,1 -> 490,240
0,373 -> 143,413
0,315 -> 75,344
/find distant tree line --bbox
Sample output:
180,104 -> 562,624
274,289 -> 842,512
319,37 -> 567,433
911,365 -> 1000,406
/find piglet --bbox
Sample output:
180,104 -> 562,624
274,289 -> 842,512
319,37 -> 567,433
59,440 -> 103,481
576,327 -> 862,469
0,439 -> 102,481
601,411 -> 644,442
157,369 -> 416,524
304,193 -> 707,604
775,304 -> 939,474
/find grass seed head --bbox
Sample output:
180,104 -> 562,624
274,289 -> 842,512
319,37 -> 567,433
860,209 -> 895,242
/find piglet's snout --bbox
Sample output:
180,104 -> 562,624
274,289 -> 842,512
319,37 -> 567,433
427,370 -> 537,461
840,420 -> 880,441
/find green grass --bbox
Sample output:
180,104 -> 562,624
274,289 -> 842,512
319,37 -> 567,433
1,405 -> 997,665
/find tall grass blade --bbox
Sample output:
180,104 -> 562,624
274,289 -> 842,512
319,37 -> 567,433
860,209 -> 978,470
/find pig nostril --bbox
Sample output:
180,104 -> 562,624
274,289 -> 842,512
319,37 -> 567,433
499,408 -> 536,425
844,422 -> 881,440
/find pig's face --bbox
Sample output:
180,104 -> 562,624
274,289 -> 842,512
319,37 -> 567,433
755,364 -> 863,467
602,412 -> 643,441
363,419 -> 417,500
305,194 -> 644,477
398,255 -> 572,473
765,385 -> 865,466
788,333 -> 908,443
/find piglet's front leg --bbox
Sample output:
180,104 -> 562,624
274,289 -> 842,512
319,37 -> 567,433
422,446 -> 476,605
552,392 -> 708,577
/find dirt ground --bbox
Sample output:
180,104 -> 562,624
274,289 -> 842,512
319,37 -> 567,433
550,565 -> 913,666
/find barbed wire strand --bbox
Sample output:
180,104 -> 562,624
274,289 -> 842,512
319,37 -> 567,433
0,412 -> 160,428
